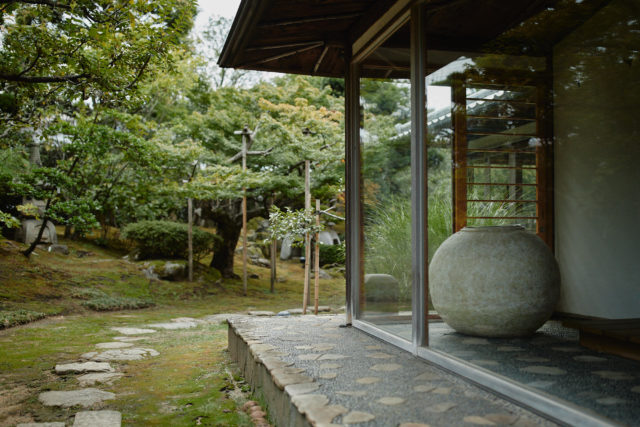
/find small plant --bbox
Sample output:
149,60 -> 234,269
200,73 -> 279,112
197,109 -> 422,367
267,206 -> 324,247
121,220 -> 220,260
82,296 -> 155,311
319,242 -> 345,266
0,309 -> 46,329
72,288 -> 154,311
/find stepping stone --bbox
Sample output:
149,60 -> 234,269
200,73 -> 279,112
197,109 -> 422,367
319,363 -> 342,369
285,383 -> 320,396
413,385 -> 436,393
515,356 -> 549,363
55,362 -> 114,374
313,344 -> 336,351
319,372 -> 337,379
318,354 -> 349,361
432,387 -> 453,395
520,366 -> 567,376
370,363 -> 402,372
399,424 -> 431,427
83,348 -> 159,361
171,317 -> 204,324
248,311 -> 275,316
356,377 -> 380,384
527,380 -> 555,389
592,370 -> 635,380
77,372 -> 123,386
96,342 -> 133,349
148,321 -> 197,330
39,388 -> 115,407
287,309 -> 304,315
365,352 -> 394,359
17,423 -> 65,427
463,416 -> 496,425
377,396 -> 405,405
484,413 -> 519,424
573,355 -> 607,362
415,372 -> 439,381
425,402 -> 457,413
73,410 -> 121,427
343,411 -> 375,423
298,354 -> 322,361
337,390 -> 367,397
112,336 -> 145,342
111,327 -> 155,335
596,397 -> 627,405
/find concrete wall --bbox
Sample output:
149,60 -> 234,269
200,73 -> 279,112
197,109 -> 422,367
553,0 -> 640,318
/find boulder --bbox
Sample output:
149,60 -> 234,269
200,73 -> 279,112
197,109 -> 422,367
364,273 -> 399,314
159,262 -> 186,280
15,219 -> 58,245
48,244 -> 69,255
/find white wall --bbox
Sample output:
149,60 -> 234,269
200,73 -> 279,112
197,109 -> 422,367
554,0 -> 640,318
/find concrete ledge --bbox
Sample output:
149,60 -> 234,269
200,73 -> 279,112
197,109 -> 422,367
228,320 -> 316,427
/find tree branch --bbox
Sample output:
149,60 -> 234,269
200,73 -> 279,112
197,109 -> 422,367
227,147 -> 273,163
0,73 -> 89,83
0,0 -> 71,9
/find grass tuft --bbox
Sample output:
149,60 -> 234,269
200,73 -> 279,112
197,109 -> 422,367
0,309 -> 46,329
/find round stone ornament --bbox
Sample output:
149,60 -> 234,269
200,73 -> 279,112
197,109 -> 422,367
429,225 -> 560,337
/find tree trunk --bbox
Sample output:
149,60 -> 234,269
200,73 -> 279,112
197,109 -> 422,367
210,214 -> 242,278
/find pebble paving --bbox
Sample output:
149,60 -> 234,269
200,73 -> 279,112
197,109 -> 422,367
229,315 -> 561,427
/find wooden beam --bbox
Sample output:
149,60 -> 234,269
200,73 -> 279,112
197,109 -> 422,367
313,45 -> 329,75
259,12 -> 363,28
352,0 -> 412,63
241,42 -> 323,67
246,41 -> 324,52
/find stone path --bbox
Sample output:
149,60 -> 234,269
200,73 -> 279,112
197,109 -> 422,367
20,314 -> 241,426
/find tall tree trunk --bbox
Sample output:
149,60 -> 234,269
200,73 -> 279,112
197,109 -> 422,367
210,214 -> 242,278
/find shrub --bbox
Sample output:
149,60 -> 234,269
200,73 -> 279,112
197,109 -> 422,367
82,296 -> 154,311
0,309 -> 46,329
121,220 -> 220,260
73,288 -> 154,311
319,242 -> 345,266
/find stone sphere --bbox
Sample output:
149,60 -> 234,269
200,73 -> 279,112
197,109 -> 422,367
429,225 -> 560,337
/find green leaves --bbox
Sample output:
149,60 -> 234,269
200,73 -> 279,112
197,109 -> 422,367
267,206 -> 324,246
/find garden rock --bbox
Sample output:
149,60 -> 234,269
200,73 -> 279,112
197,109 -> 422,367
38,388 -> 115,407
77,372 -> 123,386
83,348 -> 159,361
148,320 -> 197,330
111,327 -> 156,335
73,410 -> 122,427
158,262 -> 186,280
364,273 -> 399,312
48,244 -> 69,255
251,257 -> 271,268
55,362 -> 114,374
17,423 -> 66,427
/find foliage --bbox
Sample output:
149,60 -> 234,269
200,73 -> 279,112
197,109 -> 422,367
0,309 -> 46,329
267,206 -> 323,247
0,210 -> 20,228
0,0 -> 197,126
319,242 -> 345,266
122,220 -> 220,260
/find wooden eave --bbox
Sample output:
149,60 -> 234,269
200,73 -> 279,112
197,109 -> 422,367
219,0 -> 610,79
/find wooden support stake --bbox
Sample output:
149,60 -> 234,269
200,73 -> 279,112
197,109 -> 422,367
314,199 -> 320,315
242,130 -> 248,296
187,197 -> 193,282
270,239 -> 276,293
302,159 -> 311,314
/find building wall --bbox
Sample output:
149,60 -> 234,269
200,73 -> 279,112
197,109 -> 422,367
553,0 -> 640,318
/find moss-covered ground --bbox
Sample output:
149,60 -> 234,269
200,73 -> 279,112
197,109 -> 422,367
0,235 -> 346,426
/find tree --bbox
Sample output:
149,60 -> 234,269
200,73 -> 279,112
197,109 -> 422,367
155,75 -> 345,277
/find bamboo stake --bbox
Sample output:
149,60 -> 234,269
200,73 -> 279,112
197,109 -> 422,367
242,129 -> 248,296
187,197 -> 193,282
314,199 -> 320,315
270,239 -> 276,293
302,159 -> 311,314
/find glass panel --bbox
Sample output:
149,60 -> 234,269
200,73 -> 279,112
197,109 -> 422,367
359,76 -> 412,340
425,0 -> 640,424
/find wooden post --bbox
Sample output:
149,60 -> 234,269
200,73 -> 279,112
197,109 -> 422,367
314,198 -> 320,315
270,239 -> 276,293
302,159 -> 311,314
242,128 -> 248,296
187,197 -> 193,282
